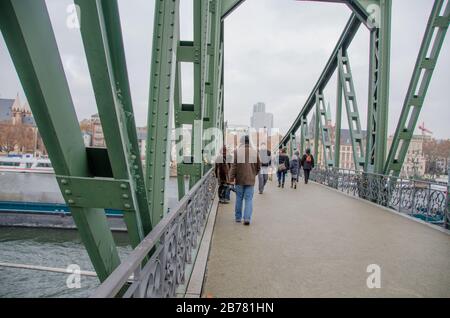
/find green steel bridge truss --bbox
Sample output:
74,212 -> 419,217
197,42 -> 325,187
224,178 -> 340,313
0,0 -> 448,281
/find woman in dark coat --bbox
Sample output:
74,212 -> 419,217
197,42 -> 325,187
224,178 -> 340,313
276,148 -> 290,188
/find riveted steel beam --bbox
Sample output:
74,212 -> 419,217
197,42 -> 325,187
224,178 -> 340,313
0,0 -> 120,281
338,49 -> 365,170
75,0 -> 150,247
300,116 -> 309,156
279,14 -> 361,147
365,0 -> 391,173
57,176 -> 134,211
146,0 -> 180,226
335,67 -> 343,168
204,0 -> 224,166
316,92 -> 334,167
385,0 -> 450,177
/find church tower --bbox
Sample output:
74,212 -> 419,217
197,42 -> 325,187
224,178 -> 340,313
11,93 -> 22,125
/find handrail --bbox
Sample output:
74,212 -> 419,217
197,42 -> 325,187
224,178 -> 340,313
91,168 -> 217,298
310,167 -> 449,229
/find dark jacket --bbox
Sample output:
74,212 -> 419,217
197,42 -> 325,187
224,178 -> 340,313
301,153 -> 315,170
259,149 -> 272,167
215,154 -> 232,184
290,155 -> 300,175
277,154 -> 290,172
230,145 -> 261,186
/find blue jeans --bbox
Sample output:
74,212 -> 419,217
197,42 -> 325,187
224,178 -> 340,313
277,170 -> 287,185
235,185 -> 254,222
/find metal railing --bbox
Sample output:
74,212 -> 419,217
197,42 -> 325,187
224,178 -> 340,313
91,169 -> 217,298
310,168 -> 449,229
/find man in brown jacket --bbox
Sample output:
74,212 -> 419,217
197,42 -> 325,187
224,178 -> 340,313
229,135 -> 261,226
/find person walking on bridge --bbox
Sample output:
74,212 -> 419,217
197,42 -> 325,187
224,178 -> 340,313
230,135 -> 261,226
276,148 -> 290,188
301,148 -> 315,184
290,151 -> 300,189
215,146 -> 232,204
258,142 -> 271,194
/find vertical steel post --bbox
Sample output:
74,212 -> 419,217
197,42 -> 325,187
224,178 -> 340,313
335,60 -> 343,169
314,93 -> 320,165
300,117 -> 306,157
174,56 -> 186,200
365,0 -> 392,174
146,0 -> 180,226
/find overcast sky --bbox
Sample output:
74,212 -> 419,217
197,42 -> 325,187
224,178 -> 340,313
0,0 -> 449,139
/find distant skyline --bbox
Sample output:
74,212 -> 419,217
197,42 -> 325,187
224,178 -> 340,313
0,0 -> 449,139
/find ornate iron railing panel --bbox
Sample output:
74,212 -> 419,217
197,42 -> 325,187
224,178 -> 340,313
91,169 -> 217,298
310,168 -> 449,228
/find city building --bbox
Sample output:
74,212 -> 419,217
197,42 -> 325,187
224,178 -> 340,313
387,135 -> 426,178
0,94 -> 45,155
0,94 -> 35,126
250,102 -> 273,132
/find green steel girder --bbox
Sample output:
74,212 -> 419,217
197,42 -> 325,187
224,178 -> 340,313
279,14 -> 361,147
75,0 -> 149,247
0,0 -> 120,281
297,0 -> 379,29
337,49 -> 365,169
221,0 -> 246,19
204,0 -> 223,160
335,68 -> 343,168
316,92 -> 334,167
290,134 -> 297,157
365,0 -> 391,173
174,56 -> 186,200
146,0 -> 180,225
385,0 -> 450,177
56,176 -> 134,211
191,0 -> 212,186
314,101 -> 320,162
175,0 -> 213,191
300,116 -> 309,156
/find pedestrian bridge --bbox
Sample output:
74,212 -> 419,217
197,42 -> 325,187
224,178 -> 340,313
91,169 -> 450,298
203,180 -> 450,298
2,0 -> 449,298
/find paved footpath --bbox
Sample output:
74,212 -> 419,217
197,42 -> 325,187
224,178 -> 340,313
202,179 -> 450,297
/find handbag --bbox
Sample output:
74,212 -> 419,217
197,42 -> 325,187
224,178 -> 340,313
278,163 -> 287,172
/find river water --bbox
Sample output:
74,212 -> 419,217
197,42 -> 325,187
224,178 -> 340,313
0,172 -> 187,298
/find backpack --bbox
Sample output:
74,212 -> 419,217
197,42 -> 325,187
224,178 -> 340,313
306,155 -> 312,163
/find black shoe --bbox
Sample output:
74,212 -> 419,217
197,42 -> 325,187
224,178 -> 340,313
282,184 -> 284,188
278,183 -> 281,188
294,184 -> 297,189
243,221 -> 250,226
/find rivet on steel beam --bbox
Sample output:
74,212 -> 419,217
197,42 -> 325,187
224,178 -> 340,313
68,199 -> 75,204
61,179 -> 68,185
122,194 -> 129,199
120,184 -> 128,189
124,204 -> 131,209
65,190 -> 72,195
